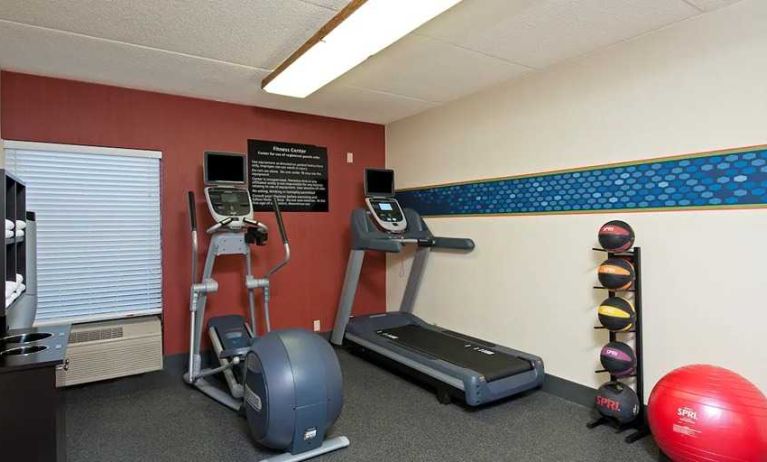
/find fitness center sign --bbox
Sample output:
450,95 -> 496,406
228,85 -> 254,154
247,139 -> 329,212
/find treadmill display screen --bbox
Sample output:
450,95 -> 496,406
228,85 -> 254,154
379,203 -> 393,211
365,169 -> 395,196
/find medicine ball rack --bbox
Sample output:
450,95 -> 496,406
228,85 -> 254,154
587,246 -> 650,444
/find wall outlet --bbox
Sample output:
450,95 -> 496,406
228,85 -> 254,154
313,320 -> 321,332
346,152 -> 353,163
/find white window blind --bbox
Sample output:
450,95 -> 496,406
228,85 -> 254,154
4,142 -> 162,325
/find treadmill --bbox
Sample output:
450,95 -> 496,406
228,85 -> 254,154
331,169 -> 544,406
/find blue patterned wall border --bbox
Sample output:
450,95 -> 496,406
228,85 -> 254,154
396,145 -> 767,216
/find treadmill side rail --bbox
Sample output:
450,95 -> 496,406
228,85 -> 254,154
345,312 -> 545,406
331,250 -> 365,346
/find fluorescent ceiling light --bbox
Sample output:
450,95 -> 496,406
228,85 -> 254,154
262,0 -> 462,98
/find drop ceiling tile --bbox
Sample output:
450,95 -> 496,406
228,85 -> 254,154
339,34 -> 530,103
418,0 -> 700,68
0,19 -> 267,103
300,84 -> 439,124
0,20 -> 432,124
683,0 -> 743,11
0,0 -> 336,69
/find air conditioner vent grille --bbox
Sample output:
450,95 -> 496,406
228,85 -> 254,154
58,317 -> 162,387
69,326 -> 124,344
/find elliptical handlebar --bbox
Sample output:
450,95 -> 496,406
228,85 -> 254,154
206,217 -> 235,234
188,191 -> 199,284
188,191 -> 197,231
272,196 -> 289,244
243,217 -> 268,232
265,196 -> 290,278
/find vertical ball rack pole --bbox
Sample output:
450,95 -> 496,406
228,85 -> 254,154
625,246 -> 649,443
587,246 -> 649,443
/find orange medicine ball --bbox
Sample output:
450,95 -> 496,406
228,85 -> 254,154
598,258 -> 634,290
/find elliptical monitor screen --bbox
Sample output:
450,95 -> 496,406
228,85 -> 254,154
205,152 -> 246,185
365,169 -> 394,197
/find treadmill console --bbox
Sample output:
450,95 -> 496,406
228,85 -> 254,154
203,151 -> 254,225
365,198 -> 406,233
364,168 -> 407,234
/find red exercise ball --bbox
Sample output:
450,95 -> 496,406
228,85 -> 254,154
648,364 -> 767,462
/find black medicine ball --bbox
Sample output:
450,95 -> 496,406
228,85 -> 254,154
597,297 -> 636,332
600,341 -> 636,377
595,381 -> 640,424
598,258 -> 634,290
598,220 -> 635,252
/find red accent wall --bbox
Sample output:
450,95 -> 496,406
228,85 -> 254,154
0,72 -> 386,355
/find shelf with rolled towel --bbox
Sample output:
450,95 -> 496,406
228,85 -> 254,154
5,219 -> 26,243
6,274 -> 26,309
5,219 -> 13,243
2,170 -> 29,335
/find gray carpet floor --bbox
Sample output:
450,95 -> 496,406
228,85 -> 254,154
64,348 -> 659,461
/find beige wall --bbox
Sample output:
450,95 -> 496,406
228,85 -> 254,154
386,0 -> 767,396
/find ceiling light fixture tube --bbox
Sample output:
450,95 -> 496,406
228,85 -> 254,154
262,0 -> 462,98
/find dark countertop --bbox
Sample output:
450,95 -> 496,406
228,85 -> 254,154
0,324 -> 71,373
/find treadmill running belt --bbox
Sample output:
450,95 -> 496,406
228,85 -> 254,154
376,325 -> 533,382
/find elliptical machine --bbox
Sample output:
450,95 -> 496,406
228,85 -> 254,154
184,151 -> 286,411
185,152 -> 349,461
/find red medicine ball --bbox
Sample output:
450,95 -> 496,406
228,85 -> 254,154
598,220 -> 635,252
648,364 -> 767,462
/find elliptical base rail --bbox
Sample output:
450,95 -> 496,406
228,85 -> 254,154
260,436 -> 350,462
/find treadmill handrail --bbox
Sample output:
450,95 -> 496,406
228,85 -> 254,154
349,208 -> 474,253
365,238 -> 402,253
431,237 -> 475,251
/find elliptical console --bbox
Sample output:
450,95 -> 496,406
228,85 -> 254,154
204,152 -> 252,224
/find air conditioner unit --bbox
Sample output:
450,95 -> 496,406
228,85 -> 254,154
56,316 -> 163,387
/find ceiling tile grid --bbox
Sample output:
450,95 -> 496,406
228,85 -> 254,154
682,0 -> 743,11
0,0 -> 338,69
0,0 -> 745,123
415,0 -> 701,69
0,18 -> 436,123
337,34 -> 531,103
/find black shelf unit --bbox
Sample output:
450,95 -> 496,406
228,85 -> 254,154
587,246 -> 650,443
1,170 -> 27,336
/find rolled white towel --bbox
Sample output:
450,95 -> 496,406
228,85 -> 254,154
6,291 -> 19,307
5,282 -> 14,298
15,229 -> 24,238
5,229 -> 12,239
16,274 -> 23,284
15,220 -> 26,230
5,219 -> 13,230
